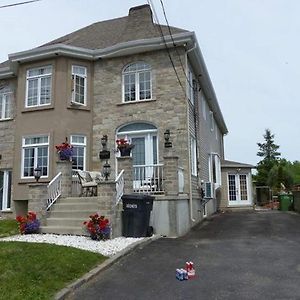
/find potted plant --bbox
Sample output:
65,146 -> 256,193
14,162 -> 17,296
83,213 -> 110,240
116,138 -> 135,157
55,138 -> 73,161
16,211 -> 40,234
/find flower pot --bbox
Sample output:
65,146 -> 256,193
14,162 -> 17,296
119,147 -> 132,157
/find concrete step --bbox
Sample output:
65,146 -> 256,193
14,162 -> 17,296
46,218 -> 86,227
58,197 -> 98,204
48,210 -> 104,219
50,203 -> 99,212
40,225 -> 87,236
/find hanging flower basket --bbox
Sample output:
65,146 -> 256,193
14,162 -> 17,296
116,139 -> 134,157
55,138 -> 73,161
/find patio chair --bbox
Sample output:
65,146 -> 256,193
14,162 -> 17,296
77,170 -> 98,196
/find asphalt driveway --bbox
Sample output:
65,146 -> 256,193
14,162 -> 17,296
68,211 -> 300,300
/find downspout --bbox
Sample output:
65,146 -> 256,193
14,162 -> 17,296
186,44 -> 196,222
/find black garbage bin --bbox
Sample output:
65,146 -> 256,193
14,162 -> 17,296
122,194 -> 154,237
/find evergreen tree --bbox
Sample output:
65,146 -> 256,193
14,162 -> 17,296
255,129 -> 281,186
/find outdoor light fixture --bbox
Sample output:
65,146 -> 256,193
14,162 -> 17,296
34,167 -> 42,182
99,135 -> 110,160
164,129 -> 172,148
102,160 -> 111,181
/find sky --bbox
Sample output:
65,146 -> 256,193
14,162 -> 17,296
1,0 -> 299,165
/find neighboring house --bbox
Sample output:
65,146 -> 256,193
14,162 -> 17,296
0,5 -> 250,235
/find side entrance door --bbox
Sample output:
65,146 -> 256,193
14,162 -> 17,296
228,174 -> 251,206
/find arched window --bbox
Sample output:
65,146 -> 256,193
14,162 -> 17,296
122,62 -> 152,102
116,122 -> 158,166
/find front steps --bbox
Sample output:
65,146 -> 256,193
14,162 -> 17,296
41,196 -> 107,236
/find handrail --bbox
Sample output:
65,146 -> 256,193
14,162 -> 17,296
115,169 -> 124,205
47,172 -> 62,210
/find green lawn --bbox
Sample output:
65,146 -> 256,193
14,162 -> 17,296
0,219 -> 19,237
0,242 -> 106,299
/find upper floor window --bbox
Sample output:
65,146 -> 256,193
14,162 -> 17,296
190,136 -> 197,176
72,65 -> 87,105
122,62 -> 152,102
26,66 -> 52,107
0,91 -> 12,120
71,135 -> 86,170
22,135 -> 49,178
210,111 -> 215,132
187,65 -> 194,105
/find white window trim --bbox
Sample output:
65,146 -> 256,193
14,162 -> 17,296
190,136 -> 197,176
0,91 -> 12,120
122,62 -> 152,103
70,135 -> 87,171
21,135 -> 49,179
25,66 -> 52,108
71,65 -> 87,106
210,111 -> 215,132
209,153 -> 221,187
187,64 -> 194,105
0,170 -> 11,211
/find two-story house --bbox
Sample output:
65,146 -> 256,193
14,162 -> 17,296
0,5 -> 253,236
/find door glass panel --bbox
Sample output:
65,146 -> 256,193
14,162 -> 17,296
239,174 -> 248,201
0,171 -> 3,210
152,136 -> 157,165
228,174 -> 237,201
131,137 -> 145,165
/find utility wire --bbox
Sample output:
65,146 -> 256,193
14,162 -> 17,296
147,0 -> 186,96
0,0 -> 41,9
159,0 -> 194,90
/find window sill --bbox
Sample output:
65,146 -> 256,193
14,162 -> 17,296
0,118 -> 13,122
67,102 -> 90,111
117,99 -> 156,106
1,209 -> 12,213
19,178 -> 49,185
22,105 -> 54,113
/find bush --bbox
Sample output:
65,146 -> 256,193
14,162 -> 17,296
83,213 -> 110,240
16,211 -> 40,234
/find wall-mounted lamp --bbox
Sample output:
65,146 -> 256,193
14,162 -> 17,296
103,160 -> 111,181
34,167 -> 42,182
164,129 -> 172,148
99,135 -> 110,160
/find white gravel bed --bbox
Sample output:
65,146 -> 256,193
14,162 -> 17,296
0,234 -> 144,257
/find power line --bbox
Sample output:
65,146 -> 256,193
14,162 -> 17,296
147,0 -> 186,96
159,0 -> 194,90
0,0 -> 41,9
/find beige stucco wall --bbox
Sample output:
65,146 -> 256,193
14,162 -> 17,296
13,57 -> 93,200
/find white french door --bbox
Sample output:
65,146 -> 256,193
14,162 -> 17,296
0,170 -> 12,211
228,174 -> 251,206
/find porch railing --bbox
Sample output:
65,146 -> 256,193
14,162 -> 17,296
115,169 -> 124,205
47,172 -> 62,210
71,169 -> 81,197
133,164 -> 164,194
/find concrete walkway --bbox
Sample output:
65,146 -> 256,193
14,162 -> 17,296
67,211 -> 300,300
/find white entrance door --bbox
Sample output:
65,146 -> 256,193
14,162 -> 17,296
228,174 -> 251,206
0,170 -> 12,211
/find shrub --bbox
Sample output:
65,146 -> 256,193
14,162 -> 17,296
83,213 -> 110,240
16,211 -> 40,234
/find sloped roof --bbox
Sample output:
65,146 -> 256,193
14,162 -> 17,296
221,159 -> 254,168
0,60 -> 10,69
41,6 -> 187,50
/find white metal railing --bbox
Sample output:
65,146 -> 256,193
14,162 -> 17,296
133,164 -> 164,194
71,169 -> 81,196
115,169 -> 124,205
47,172 -> 62,210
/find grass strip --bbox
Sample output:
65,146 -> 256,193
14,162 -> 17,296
0,241 -> 106,299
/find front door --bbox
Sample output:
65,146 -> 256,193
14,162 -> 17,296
228,174 -> 251,206
0,170 -> 12,211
